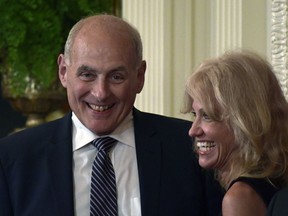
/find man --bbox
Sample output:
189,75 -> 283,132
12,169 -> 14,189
0,82 -> 26,137
268,187 -> 288,216
0,15 -> 223,215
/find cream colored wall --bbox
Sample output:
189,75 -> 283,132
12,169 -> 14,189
242,0 -> 268,56
193,0 -> 268,64
122,0 -> 269,119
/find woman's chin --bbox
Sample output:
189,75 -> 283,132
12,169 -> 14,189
198,156 -> 217,169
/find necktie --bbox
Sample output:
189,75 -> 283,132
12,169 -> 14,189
90,137 -> 118,216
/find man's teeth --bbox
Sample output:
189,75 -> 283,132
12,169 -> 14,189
196,142 -> 216,152
89,104 -> 110,112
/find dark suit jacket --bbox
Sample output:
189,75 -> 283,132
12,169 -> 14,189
268,187 -> 288,216
0,108 -> 223,216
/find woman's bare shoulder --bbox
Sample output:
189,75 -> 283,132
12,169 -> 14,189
222,181 -> 266,216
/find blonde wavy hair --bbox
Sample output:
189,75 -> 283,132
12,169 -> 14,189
182,50 -> 288,189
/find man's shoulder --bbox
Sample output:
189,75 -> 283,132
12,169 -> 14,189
268,187 -> 288,215
0,113 -> 71,150
271,186 -> 288,204
133,108 -> 191,126
133,109 -> 192,140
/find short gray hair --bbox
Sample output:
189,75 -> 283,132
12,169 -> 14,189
63,14 -> 143,67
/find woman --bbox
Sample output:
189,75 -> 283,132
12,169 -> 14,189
182,50 -> 288,215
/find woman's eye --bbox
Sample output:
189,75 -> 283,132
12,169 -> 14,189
202,112 -> 211,120
191,111 -> 196,117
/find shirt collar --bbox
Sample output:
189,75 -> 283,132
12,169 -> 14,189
72,112 -> 135,151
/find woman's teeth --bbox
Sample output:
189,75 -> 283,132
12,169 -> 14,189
196,141 -> 216,152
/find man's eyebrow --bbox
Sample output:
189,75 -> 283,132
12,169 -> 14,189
110,66 -> 126,72
76,65 -> 97,74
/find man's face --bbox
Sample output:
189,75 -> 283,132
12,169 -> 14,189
58,30 -> 145,135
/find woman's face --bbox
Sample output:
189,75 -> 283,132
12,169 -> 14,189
188,99 -> 235,171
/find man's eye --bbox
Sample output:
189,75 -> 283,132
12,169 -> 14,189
110,73 -> 125,83
79,72 -> 95,80
82,73 -> 91,77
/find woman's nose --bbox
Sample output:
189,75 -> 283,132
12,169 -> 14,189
188,120 -> 203,137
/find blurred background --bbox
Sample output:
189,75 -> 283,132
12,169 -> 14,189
1,0 -> 286,137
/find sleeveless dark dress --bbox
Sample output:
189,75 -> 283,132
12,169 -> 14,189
219,177 -> 280,215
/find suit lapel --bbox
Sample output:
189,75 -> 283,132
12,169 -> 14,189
44,110 -> 163,215
45,113 -> 75,216
133,108 -> 162,215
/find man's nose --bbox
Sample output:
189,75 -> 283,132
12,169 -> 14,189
92,79 -> 110,99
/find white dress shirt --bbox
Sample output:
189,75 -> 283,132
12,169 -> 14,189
72,112 -> 141,216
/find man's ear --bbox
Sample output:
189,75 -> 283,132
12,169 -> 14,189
58,54 -> 67,88
136,60 -> 146,93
